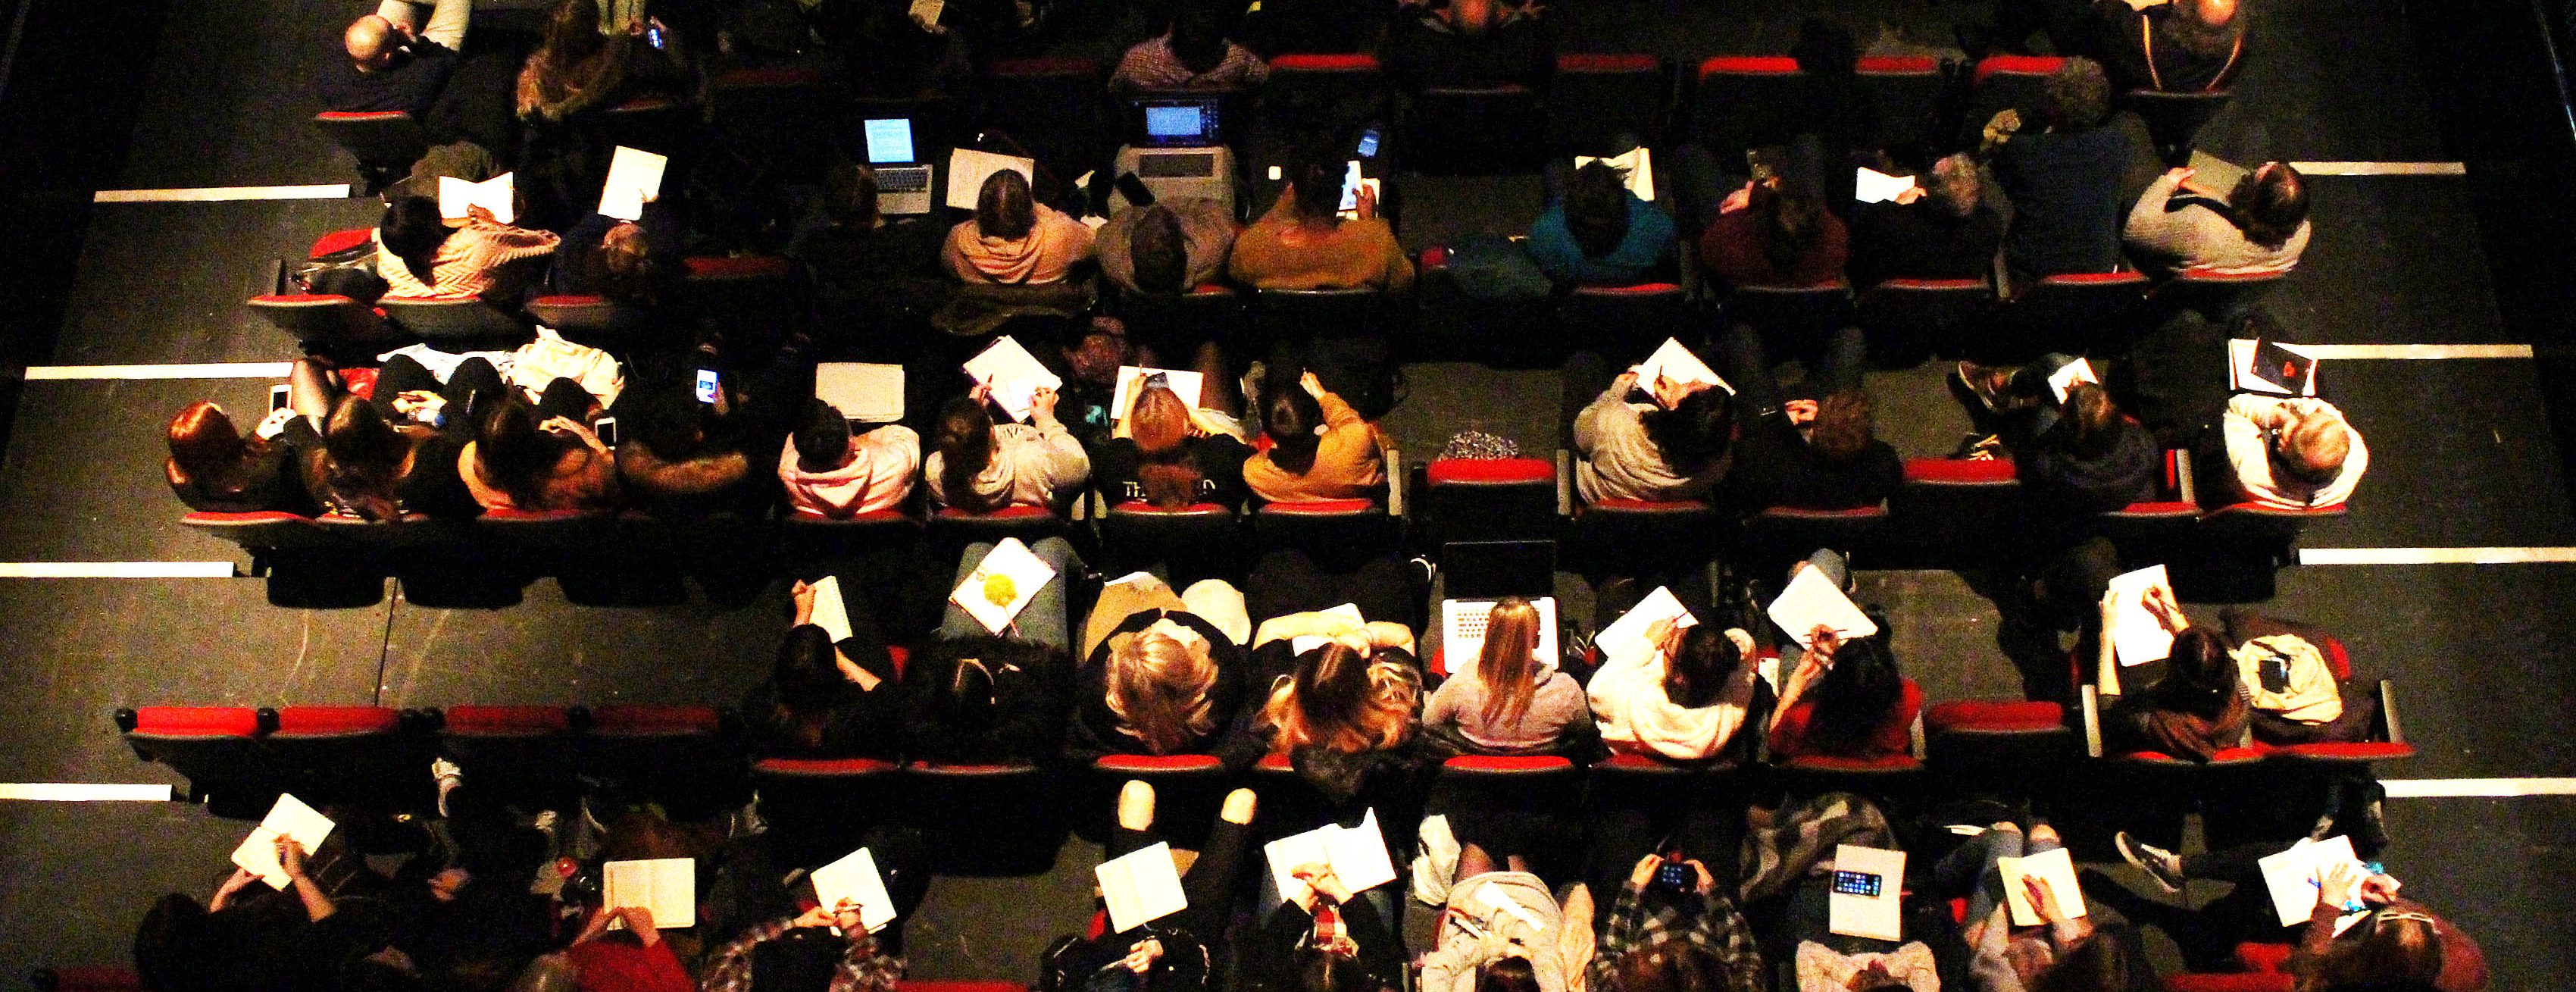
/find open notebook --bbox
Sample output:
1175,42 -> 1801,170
603,857 -> 696,929
1264,809 -> 1397,904
949,537 -> 1057,635
1630,337 -> 1733,404
1096,841 -> 1190,932
1997,846 -> 2087,926
230,793 -> 336,889
816,363 -> 905,424
439,174 -> 514,224
599,146 -> 668,221
961,336 -> 1063,423
811,847 -> 900,933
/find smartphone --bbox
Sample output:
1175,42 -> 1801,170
1355,128 -> 1381,158
1114,171 -> 1157,207
269,384 -> 292,412
694,368 -> 721,404
593,416 -> 620,447
646,23 -> 665,48
1652,861 -> 1695,892
1830,871 -> 1882,898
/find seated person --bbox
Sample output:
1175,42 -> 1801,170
1071,571 -> 1251,758
1568,356 -> 1733,503
1110,2 -> 1269,92
1846,152 -> 2003,288
1934,820 -> 2143,992
1422,597 -> 1596,756
780,399 -> 920,518
2096,0 -> 2245,94
1243,371 -> 1383,503
1962,356 -> 2160,520
1380,0 -> 1552,90
299,396 -> 426,521
1588,849 -> 1768,992
1230,158 -> 1415,291
1587,618 -> 1761,762
1990,58 -> 2139,281
1235,855 -> 1405,992
1419,844 -> 1584,992
924,385 -> 1090,512
1220,636 -> 1424,806
1099,199 -> 1238,296
322,0 -> 470,116
1041,782 -> 1258,992
2219,393 -> 2365,509
166,400 -> 312,514
514,0 -> 632,122
1765,553 -> 1922,762
556,906 -> 689,992
459,395 -> 618,512
2113,837 -> 2486,992
1527,161 -> 1676,286
614,381 -> 757,518
903,537 -> 1081,765
552,201 -> 683,311
1095,382 -> 1253,509
1699,161 -> 1847,289
2094,587 -> 2248,761
1717,325 -> 1895,512
698,900 -> 904,992
376,196 -> 561,298
289,354 -> 496,520
792,161 -> 954,343
2124,161 -> 2311,275
942,169 -> 1096,286
739,580 -> 904,759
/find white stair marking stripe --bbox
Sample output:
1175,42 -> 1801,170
92,184 -> 352,203
2382,778 -> 2576,797
2300,343 -> 2532,359
26,362 -> 295,380
2298,547 -> 2576,565
0,562 -> 236,578
0,783 -> 174,801
2287,161 -> 2468,176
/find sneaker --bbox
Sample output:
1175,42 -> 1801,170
1955,361 -> 2013,412
430,758 -> 464,818
2114,831 -> 2185,893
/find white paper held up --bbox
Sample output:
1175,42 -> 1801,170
1096,841 -> 1190,932
811,847 -> 900,933
1594,586 -> 1696,664
602,857 -> 696,929
2102,565 -> 2176,667
805,574 -> 855,643
961,336 -> 1064,423
1110,368 -> 1207,426
1997,846 -> 2088,926
230,793 -> 337,889
439,173 -> 515,225
814,362 -> 906,424
949,537 -> 1057,634
2047,358 -> 2099,404
598,146 -> 668,221
1630,337 -> 1733,402
1766,566 -> 1877,648
1854,167 -> 1918,204
1573,146 -> 1655,202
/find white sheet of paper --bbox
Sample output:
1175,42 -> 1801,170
1335,159 -> 1380,214
2227,339 -> 2319,397
1767,567 -> 1877,648
2256,836 -> 2369,928
2046,358 -> 2099,405
805,574 -> 855,643
1096,840 -> 1190,932
439,173 -> 514,225
1854,167 -> 1918,204
949,537 -> 1057,634
1111,368 -> 1207,425
1827,845 -> 1905,941
961,336 -> 1063,423
2102,565 -> 2176,667
946,149 -> 1037,211
1630,337 -> 1733,402
230,793 -> 336,889
1322,603 -> 1365,623
1443,597 -> 1558,675
602,858 -> 696,929
1265,809 -> 1397,903
1290,635 -> 1333,655
811,847 -> 899,933
1997,846 -> 2087,926
598,147 -> 668,221
1573,146 -> 1655,202
1474,883 -> 1549,931
815,362 -> 906,424
1596,586 -> 1696,665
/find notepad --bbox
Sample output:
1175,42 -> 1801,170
2229,338 -> 2318,397
946,149 -> 1037,211
949,537 -> 1057,634
1265,809 -> 1398,904
1997,846 -> 2087,926
811,847 -> 900,933
805,574 -> 855,643
1574,146 -> 1656,202
1596,586 -> 1697,664
2046,358 -> 2099,404
961,336 -> 1064,423
1827,845 -> 1905,941
2256,836 -> 2371,931
816,362 -> 906,424
1629,337 -> 1733,405
1854,167 -> 1918,204
598,146 -> 668,222
1322,603 -> 1365,623
1096,841 -> 1190,932
439,173 -> 515,225
230,793 -> 336,890
1110,367 -> 1207,425
602,857 -> 696,929
1766,565 -> 1877,649
2102,565 -> 2175,668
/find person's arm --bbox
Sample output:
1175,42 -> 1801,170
1377,223 -> 1418,291
1302,373 -> 1363,431
1421,677 -> 1462,728
1027,388 -> 1093,496
207,868 -> 258,912
832,931 -> 905,992
702,917 -> 802,992
276,838 -> 335,922
1573,372 -> 1640,455
1766,631 -> 1837,731
417,0 -> 470,50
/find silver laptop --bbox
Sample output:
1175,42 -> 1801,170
864,117 -> 934,215
1443,596 -> 1560,674
815,362 -> 905,425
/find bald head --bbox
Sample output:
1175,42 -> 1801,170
1444,0 -> 1495,36
2275,410 -> 2351,486
345,14 -> 399,69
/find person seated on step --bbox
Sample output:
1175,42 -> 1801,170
779,399 -> 920,519
2219,393 -> 2365,510
924,383 -> 1091,513
2124,161 -> 2311,277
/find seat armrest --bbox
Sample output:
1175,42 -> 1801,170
1384,446 -> 1405,519
1555,448 -> 1573,518
2080,685 -> 2104,758
2174,449 -> 2197,505
2377,680 -> 2404,745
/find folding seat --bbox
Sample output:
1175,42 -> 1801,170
2197,502 -> 2345,564
927,505 -> 1064,551
433,705 -> 584,799
1740,504 -> 1891,564
1961,55 -> 2066,146
264,706 -> 418,803
1853,55 -> 1945,155
1252,498 -> 1402,556
524,294 -> 624,338
1411,455 -> 1563,546
2122,89 -> 2234,165
477,507 -> 617,569
2253,638 -> 2416,765
1098,501 -> 1238,575
1566,498 -> 1719,574
1562,282 -> 1688,358
680,254 -> 794,310
2002,271 -> 2149,354
1689,56 -> 1805,159
2102,448 -> 2200,549
1856,278 -> 1991,361
1114,284 -> 1247,361
2163,973 -> 2293,992
1922,700 -> 2074,779
116,706 -> 267,805
1256,54 -> 1389,136
1771,684 -> 1927,782
900,982 -> 1028,992
596,95 -> 699,155
1252,286 -> 1397,344
1726,283 -> 1856,344
1437,754 -> 1581,785
1889,457 -> 2019,556
182,511 -> 333,557
1590,749 -> 1730,788
1401,83 -> 1543,174
247,294 -> 391,346
709,67 -> 853,182
377,296 -> 528,341
30,966 -> 145,991
1543,54 -> 1668,155
752,756 -> 904,834
2146,267 -> 2284,323
314,512 -> 473,558
312,111 -> 430,192
778,509 -> 921,565
904,760 -> 1057,866
984,57 -> 1111,172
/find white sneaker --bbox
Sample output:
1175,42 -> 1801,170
430,758 -> 464,817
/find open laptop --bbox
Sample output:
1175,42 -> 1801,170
1439,540 -> 1560,672
864,117 -> 934,215
1136,96 -> 1222,147
814,362 -> 905,426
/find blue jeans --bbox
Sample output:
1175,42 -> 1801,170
1934,824 -> 2061,928
938,537 -> 1080,652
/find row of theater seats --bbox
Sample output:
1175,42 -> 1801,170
30,965 -> 1021,992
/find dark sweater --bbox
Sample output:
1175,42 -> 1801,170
318,42 -> 459,117
1995,122 -> 2137,277
1089,434 -> 1255,509
1846,199 -> 2003,288
1725,412 -> 1903,512
740,634 -> 905,759
900,637 -> 1073,766
1069,609 -> 1248,761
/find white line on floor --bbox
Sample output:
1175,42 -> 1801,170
2384,778 -> 2576,797
2288,161 -> 2468,176
2301,343 -> 2534,359
0,783 -> 174,801
25,363 -> 294,380
92,184 -> 352,203
2297,547 -> 2576,565
0,562 -> 235,578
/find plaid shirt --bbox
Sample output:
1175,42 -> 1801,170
1587,885 -> 1766,992
698,916 -> 905,992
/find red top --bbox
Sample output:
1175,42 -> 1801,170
1699,207 -> 1849,288
567,936 -> 693,992
1768,680 -> 1922,759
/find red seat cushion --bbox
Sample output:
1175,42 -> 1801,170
183,511 -> 314,525
1271,53 -> 1380,71
1261,499 -> 1377,515
1876,278 -> 1988,292
1974,55 -> 2066,84
273,706 -> 400,736
683,255 -> 792,280
36,966 -> 146,990
2237,943 -> 2293,973
1427,458 -> 1554,485
2038,271 -> 2147,286
755,757 -> 901,777
908,762 -> 1040,776
1699,55 -> 1801,77
2117,747 -> 2266,766
1856,55 -> 1938,74
1443,755 -> 1575,773
1927,700 -> 2065,734
901,982 -> 1028,992
1575,281 -> 1683,296
1758,505 -> 1888,519
935,505 -> 1054,520
1093,753 -> 1225,772
309,227 -> 378,258
2261,741 -> 2415,761
1108,501 -> 1231,515
989,55 -> 1100,76
130,707 -> 261,737
1254,753 -> 1295,771
788,509 -> 914,524
2174,268 -> 2282,283
528,294 -> 608,307
1783,754 -> 1922,773
442,705 -> 573,735
888,645 -> 909,678
1587,499 -> 1711,513
589,704 -> 721,734
250,293 -> 360,307
1556,53 -> 1658,73
2324,639 -> 2351,681
2111,501 -> 2198,518
1905,458 -> 2018,484
1600,750 -> 1698,771
2163,975 -> 2293,992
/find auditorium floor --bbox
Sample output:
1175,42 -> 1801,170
2,0 -> 2571,986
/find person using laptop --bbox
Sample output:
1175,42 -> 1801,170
792,160 -> 953,345
943,169 -> 1098,286
1229,157 -> 1415,291
777,398 -> 921,518
1110,2 -> 1269,92
1423,598 -> 1595,756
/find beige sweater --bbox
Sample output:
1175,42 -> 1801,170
942,205 -> 1098,285
1572,383 -> 1724,503
924,418 -> 1091,510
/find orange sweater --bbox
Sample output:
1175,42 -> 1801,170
1228,202 -> 1415,290
1244,390 -> 1384,502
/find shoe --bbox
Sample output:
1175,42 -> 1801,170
430,758 -> 464,818
1955,361 -> 2015,412
2114,831 -> 2185,893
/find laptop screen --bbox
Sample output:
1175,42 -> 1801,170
1440,540 -> 1555,600
862,118 -> 915,165
1137,99 -> 1219,146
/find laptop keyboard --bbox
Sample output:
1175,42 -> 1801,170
1137,154 -> 1216,178
880,167 -> 931,192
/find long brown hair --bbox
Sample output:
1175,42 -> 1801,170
1473,597 -> 1544,728
1809,390 -> 1875,464
934,396 -> 1000,512
166,402 -> 261,496
1129,385 -> 1202,507
321,396 -> 408,521
1105,628 -> 1220,753
1264,642 -> 1418,753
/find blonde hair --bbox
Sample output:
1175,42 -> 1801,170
1472,598 -> 1544,728
2277,411 -> 2350,486
1264,643 -> 1420,754
1104,629 -> 1221,754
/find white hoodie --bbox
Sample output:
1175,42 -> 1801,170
1587,627 -> 1759,762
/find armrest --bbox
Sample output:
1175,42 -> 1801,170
2173,449 -> 2198,505
1554,448 -> 1574,518
1384,446 -> 1405,519
2080,685 -> 2104,758
2377,679 -> 2404,745
1909,708 -> 1927,759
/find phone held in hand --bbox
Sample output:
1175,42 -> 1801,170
695,368 -> 720,404
1356,128 -> 1381,158
594,416 -> 620,447
1652,859 -> 1694,893
269,384 -> 292,412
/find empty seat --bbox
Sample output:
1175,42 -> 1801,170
1544,54 -> 1667,155
2103,448 -> 2199,546
117,706 -> 267,804
1438,754 -> 1580,781
1742,504 -> 1891,561
1568,498 -> 1718,571
1414,456 -> 1562,545
1257,54 -> 1390,136
1690,56 -> 1805,158
1252,498 -> 1399,554
477,508 -> 616,562
1562,283 -> 1687,356
583,705 -> 742,811
2198,501 -> 2346,561
524,295 -> 624,337
30,966 -> 145,991
1854,55 -> 1945,154
247,294 -> 390,345
2004,272 -> 2149,353
1253,286 -> 1396,342
266,706 -> 415,800
1099,502 -> 1237,573
1116,284 -> 1246,358
436,705 -> 583,796
1924,700 -> 2073,778
2256,640 -> 2415,764
985,57 -> 1110,171
1857,278 -> 1991,360
312,111 -> 430,191
1402,84 -> 1542,174
1890,458 -> 2019,555
779,509 -> 920,563
1091,753 -> 1229,781
927,505 -> 1063,549
377,296 -> 527,341
1727,283 -> 1855,342
596,95 -> 698,155
709,67 -> 852,182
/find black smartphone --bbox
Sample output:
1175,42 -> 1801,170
1355,128 -> 1381,158
594,416 -> 620,447
1652,861 -> 1694,892
1114,171 -> 1157,207
1830,870 -> 1882,898
694,368 -> 721,404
